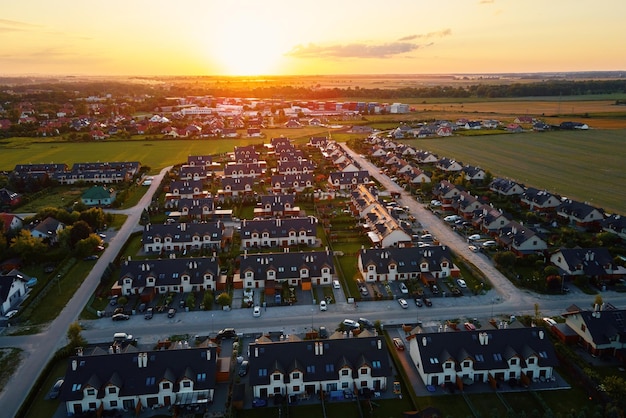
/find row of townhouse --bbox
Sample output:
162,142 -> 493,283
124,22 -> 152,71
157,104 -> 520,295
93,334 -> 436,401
57,323 -> 566,416
142,222 -> 224,253
253,194 -> 299,218
239,217 -> 319,249
11,161 -> 141,185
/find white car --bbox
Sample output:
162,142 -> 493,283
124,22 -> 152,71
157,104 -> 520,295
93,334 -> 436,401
4,310 -> 18,319
468,245 -> 479,253
482,240 -> 497,248
342,319 -> 360,329
332,280 -> 341,289
444,215 -> 461,222
468,234 -> 481,241
253,306 -> 261,317
430,200 -> 442,206
398,298 -> 409,309
543,317 -> 557,327
399,283 -> 409,294
319,300 -> 327,311
457,279 -> 467,288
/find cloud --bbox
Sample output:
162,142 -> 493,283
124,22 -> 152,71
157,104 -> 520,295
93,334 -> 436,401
287,29 -> 451,59
478,0 -> 494,4
0,19 -> 41,33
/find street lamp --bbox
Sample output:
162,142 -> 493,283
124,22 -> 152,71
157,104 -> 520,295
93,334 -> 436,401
211,314 -> 214,336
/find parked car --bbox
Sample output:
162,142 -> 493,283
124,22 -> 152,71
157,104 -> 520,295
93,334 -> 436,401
392,337 -> 405,351
48,378 -> 64,400
217,328 -> 237,340
543,317 -> 557,327
167,308 -> 176,318
398,298 -> 408,309
464,322 -> 476,331
253,306 -> 261,317
457,279 -> 467,288
414,298 -> 423,307
482,240 -> 497,248
399,282 -> 409,294
111,313 -> 130,321
144,307 -> 154,320
4,310 -> 18,319
319,300 -> 327,311
83,255 -> 99,261
318,326 -> 329,339
430,200 -> 442,207
468,234 -> 481,241
358,317 -> 375,329
444,215 -> 461,222
423,298 -> 433,307
468,245 -> 480,253
342,319 -> 360,330
332,279 -> 341,289
238,360 -> 250,377
431,284 -> 440,295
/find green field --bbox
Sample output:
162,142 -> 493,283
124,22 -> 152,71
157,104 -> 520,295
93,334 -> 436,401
406,129 -> 626,214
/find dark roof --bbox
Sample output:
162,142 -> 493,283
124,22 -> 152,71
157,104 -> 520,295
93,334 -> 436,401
239,251 -> 334,281
554,247 -> 615,276
59,346 -> 217,402
143,222 -> 222,245
359,246 -> 453,275
0,269 -> 29,302
241,217 -> 317,239
563,308 -> 626,346
118,256 -> 219,288
416,327 -> 559,374
248,336 -> 390,386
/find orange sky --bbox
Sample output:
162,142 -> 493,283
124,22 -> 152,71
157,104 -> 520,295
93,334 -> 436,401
1,0 -> 625,76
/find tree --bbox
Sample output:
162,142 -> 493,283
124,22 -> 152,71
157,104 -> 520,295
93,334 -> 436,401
202,290 -> 214,311
10,230 -> 47,263
593,294 -> 603,308
216,292 -> 231,308
493,251 -> 516,269
69,220 -> 92,247
67,321 -> 87,349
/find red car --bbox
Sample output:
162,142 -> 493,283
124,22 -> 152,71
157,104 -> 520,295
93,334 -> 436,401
393,337 -> 405,351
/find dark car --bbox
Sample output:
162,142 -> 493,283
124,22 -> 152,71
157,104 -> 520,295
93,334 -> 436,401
112,313 -> 130,321
358,317 -> 375,329
144,307 -> 154,320
238,360 -> 250,377
83,255 -> 99,261
414,298 -> 423,307
318,326 -> 329,339
217,328 -> 237,340
48,378 -> 64,400
423,298 -> 433,307
167,308 -> 176,318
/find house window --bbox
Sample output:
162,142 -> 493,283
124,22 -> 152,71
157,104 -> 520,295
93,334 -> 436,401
292,372 -> 300,379
341,369 -> 349,376
273,374 -> 281,381
342,382 -> 349,389
86,388 -> 95,396
325,364 -> 334,372
89,402 -> 97,410
274,387 -> 281,394
293,385 -> 300,392
444,363 -> 452,369
360,367 -> 368,375
581,324 -> 586,332
372,361 -> 381,369
528,358 -> 535,365
162,382 -> 170,389
197,373 -> 206,382
110,401 -> 118,408
510,359 -> 517,366
463,361 -> 471,368
361,381 -> 367,387
108,387 -> 116,394
258,369 -> 267,377
306,365 -> 315,373
182,381 -> 191,388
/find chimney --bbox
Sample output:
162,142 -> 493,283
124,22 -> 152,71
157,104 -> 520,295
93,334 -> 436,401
319,342 -> 324,355
109,346 -> 114,354
422,336 -> 427,347
255,347 -> 259,358
72,360 -> 78,371
142,352 -> 148,367
137,354 -> 143,368
206,350 -> 212,360
377,339 -> 382,350
77,347 -> 83,356
539,330 -> 544,340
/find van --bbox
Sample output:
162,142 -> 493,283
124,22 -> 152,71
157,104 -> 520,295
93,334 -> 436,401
113,332 -> 133,342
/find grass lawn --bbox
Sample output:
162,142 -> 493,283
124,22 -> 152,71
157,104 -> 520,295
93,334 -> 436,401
406,128 -> 626,214
16,186 -> 87,213
20,357 -> 67,418
0,348 -> 22,394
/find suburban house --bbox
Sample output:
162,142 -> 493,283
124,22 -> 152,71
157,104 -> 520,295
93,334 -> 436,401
473,205 -> 511,234
489,179 -> 525,197
561,305 -> 626,361
452,192 -> 483,218
247,334 -> 390,400
0,269 -> 30,315
406,167 -> 431,185
165,180 -> 206,208
233,146 -> 260,163
327,171 -> 371,190
0,213 -> 24,233
0,188 -> 22,207
59,345 -> 218,415
30,216 -> 65,244
174,198 -> 215,220
239,217 -> 319,249
254,195 -> 300,218
436,158 -> 463,172
142,222 -> 224,253
433,180 -> 462,211
276,160 -> 316,175
238,250 -> 334,290
220,177 -> 255,197
308,137 -> 328,148
556,200 -> 605,229
496,221 -> 547,255
549,248 -> 625,285
179,165 -> 209,181
409,327 -> 559,389
357,246 -> 459,283
521,188 -> 562,212
270,173 -> 314,193
81,186 -> 116,207
187,155 -> 213,168
601,214 -> 626,240
415,151 -> 439,164
51,161 -> 141,185
115,256 -> 220,297
223,162 -> 266,178
462,165 -> 486,182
